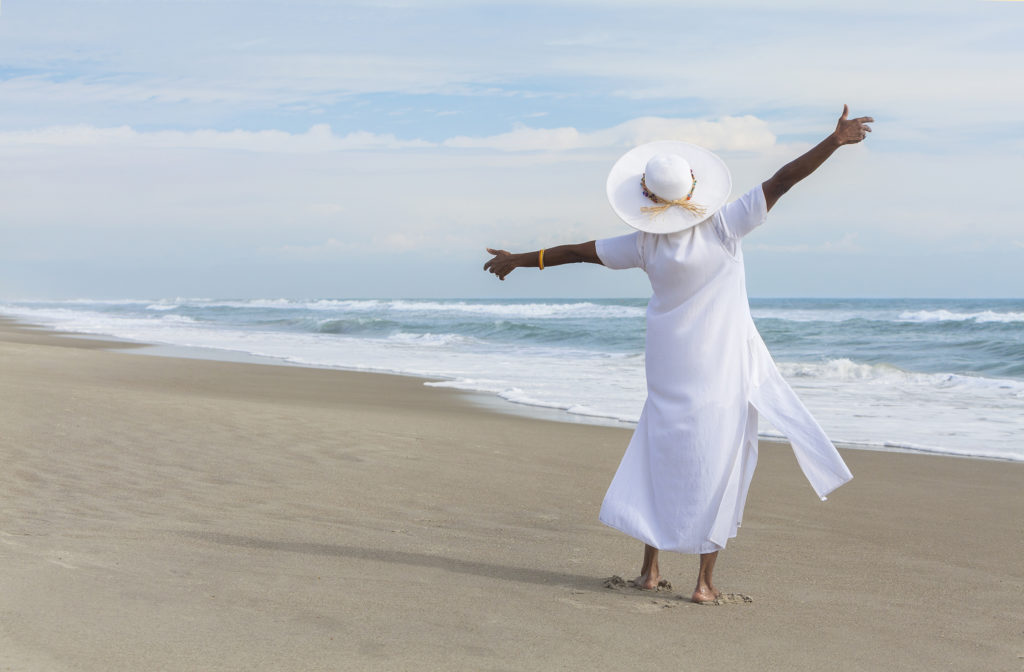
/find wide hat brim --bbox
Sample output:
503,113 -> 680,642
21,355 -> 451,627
606,141 -> 732,234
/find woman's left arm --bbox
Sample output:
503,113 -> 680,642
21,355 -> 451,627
483,241 -> 600,281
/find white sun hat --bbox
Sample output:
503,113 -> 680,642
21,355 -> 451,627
606,140 -> 732,234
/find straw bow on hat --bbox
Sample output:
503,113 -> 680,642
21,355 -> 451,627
606,141 -> 732,234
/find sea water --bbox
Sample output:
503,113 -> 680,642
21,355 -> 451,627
2,297 -> 1022,462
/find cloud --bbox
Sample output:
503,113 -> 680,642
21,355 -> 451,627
0,124 -> 432,152
2,1 -> 1021,152
746,233 -> 862,255
441,116 -> 776,152
274,238 -> 353,260
443,116 -> 775,152
305,203 -> 346,217
375,232 -> 424,252
0,116 -> 776,154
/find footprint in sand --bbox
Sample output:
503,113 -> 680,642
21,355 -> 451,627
603,576 -> 751,605
696,593 -> 753,606
602,575 -> 673,592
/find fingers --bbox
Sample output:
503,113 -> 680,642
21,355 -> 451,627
857,119 -> 872,139
840,107 -> 876,126
837,109 -> 874,144
483,256 -> 512,279
484,247 -> 505,272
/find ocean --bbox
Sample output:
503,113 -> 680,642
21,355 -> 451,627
2,297 -> 1022,462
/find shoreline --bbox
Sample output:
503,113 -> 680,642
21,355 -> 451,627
0,315 -> 626,429
2,314 -> 1017,463
1,315 -> 1022,670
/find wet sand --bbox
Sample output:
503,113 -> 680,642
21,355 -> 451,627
1,317 -> 1021,671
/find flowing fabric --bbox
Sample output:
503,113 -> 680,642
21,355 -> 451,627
596,186 -> 852,554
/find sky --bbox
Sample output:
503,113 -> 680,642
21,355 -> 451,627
1,0 -> 1022,299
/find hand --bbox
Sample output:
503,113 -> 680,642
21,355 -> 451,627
483,247 -> 520,281
832,104 -> 874,146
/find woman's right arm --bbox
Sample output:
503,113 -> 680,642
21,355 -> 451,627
483,241 -> 601,281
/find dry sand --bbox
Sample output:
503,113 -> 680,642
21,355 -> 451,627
1,317 -> 1022,671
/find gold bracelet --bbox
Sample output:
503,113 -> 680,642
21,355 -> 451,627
538,248 -> 545,270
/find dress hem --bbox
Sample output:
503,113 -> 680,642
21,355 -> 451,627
597,513 -> 733,555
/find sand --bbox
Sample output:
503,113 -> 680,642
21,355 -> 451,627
1,317 -> 1022,671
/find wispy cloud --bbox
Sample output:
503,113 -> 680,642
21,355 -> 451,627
746,233 -> 862,255
0,116 -> 777,154
443,116 -> 776,152
0,124 -> 432,152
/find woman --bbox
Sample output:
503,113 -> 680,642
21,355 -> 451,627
484,105 -> 872,603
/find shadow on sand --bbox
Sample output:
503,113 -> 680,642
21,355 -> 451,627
177,530 -> 609,594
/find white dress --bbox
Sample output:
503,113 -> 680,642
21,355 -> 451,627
596,186 -> 853,554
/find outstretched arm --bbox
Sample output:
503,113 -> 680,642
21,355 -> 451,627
762,104 -> 873,211
483,241 -> 600,281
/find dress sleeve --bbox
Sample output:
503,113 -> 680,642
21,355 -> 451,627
715,185 -> 768,241
595,232 -> 643,270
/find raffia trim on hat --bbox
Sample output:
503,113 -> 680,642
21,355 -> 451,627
640,173 -> 707,218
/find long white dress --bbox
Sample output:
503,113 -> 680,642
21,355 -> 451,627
595,186 -> 853,554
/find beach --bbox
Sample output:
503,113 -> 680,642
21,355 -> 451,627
1,317 -> 1022,671
5,297 -> 1023,462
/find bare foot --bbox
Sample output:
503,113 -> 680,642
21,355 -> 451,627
631,571 -> 659,590
692,579 -> 721,602
631,573 -> 671,591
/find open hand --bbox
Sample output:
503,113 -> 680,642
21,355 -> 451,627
483,247 -> 519,281
833,104 -> 874,146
